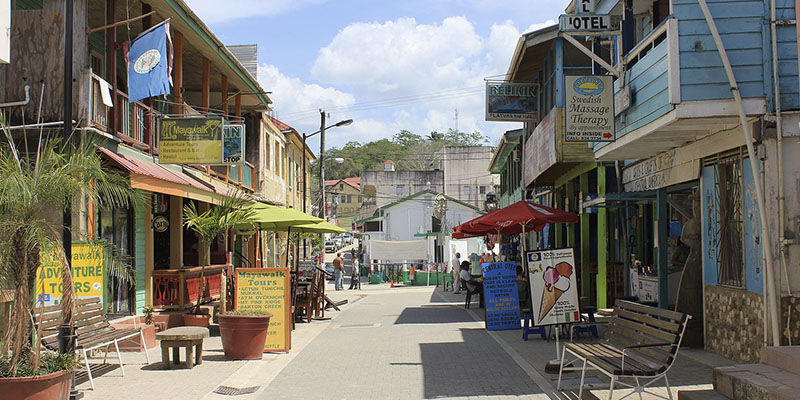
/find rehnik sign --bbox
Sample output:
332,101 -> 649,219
485,82 -> 538,122
564,75 -> 615,142
481,262 -> 521,331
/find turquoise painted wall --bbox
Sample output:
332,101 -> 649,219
774,0 -> 800,110
134,191 -> 147,314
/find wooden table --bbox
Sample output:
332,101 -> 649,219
156,326 -> 209,369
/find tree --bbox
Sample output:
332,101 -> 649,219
183,192 -> 255,314
443,129 -> 490,146
0,120 -> 136,376
392,130 -> 423,149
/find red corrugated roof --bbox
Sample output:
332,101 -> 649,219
324,177 -> 361,191
98,147 -> 210,191
267,115 -> 294,132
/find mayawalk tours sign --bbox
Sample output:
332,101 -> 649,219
485,82 -> 538,122
564,75 -> 614,142
159,117 -> 223,164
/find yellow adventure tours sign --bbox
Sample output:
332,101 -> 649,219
36,242 -> 105,306
236,268 -> 291,352
159,117 -> 223,164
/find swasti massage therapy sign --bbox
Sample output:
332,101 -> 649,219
526,249 -> 580,326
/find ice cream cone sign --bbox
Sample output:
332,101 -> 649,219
527,249 -> 580,326
538,262 -> 573,322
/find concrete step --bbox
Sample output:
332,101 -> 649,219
677,389 -> 729,400
760,346 -> 800,376
713,363 -> 800,400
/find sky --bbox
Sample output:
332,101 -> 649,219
184,0 -> 571,150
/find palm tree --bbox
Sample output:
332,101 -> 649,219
183,192 -> 255,314
0,117 -> 136,376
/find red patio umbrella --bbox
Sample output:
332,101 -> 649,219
451,201 -> 577,239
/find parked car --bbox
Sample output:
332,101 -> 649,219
325,240 -> 336,252
339,233 -> 353,245
333,237 -> 343,250
324,262 -> 335,280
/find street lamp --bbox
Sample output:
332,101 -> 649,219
301,115 -> 353,216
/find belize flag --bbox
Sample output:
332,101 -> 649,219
127,19 -> 172,103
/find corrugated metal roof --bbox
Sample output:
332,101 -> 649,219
227,44 -> 258,80
98,147 -> 210,191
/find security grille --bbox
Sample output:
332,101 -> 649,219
713,149 -> 745,288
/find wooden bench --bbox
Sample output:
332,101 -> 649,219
34,297 -> 150,390
557,300 -> 690,399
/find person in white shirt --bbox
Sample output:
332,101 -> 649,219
450,252 -> 461,293
459,261 -> 483,307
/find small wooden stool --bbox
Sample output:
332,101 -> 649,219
156,326 -> 209,369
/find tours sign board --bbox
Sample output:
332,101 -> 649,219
481,262 -> 521,331
526,249 -> 580,326
485,82 -> 538,122
564,75 -> 615,142
236,268 -> 291,352
159,117 -> 224,164
36,242 -> 105,306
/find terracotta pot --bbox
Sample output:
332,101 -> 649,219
183,314 -> 211,327
218,314 -> 272,360
0,368 -> 72,400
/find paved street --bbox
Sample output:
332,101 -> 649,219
260,285 -> 547,399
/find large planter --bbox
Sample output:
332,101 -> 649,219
0,368 -> 73,400
218,314 -> 272,360
183,314 -> 211,327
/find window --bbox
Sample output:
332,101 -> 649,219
347,195 -> 352,203
340,195 -> 346,203
463,186 -> 471,196
357,195 -> 363,203
480,186 -> 486,194
265,136 -> 271,171
396,186 -> 404,196
714,154 -> 745,287
340,183 -> 344,190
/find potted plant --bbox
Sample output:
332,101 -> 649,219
218,310 -> 273,360
182,193 -> 254,326
0,117 -> 135,398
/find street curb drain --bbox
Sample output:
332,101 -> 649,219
337,323 -> 380,328
213,386 -> 260,396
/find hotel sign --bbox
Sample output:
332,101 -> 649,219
559,14 -> 612,32
564,75 -> 615,142
485,82 -> 538,122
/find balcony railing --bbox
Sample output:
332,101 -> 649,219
89,72 -> 159,153
152,264 -> 230,310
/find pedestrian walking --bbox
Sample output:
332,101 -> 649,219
451,252 -> 461,293
333,253 -> 344,290
409,265 -> 416,285
349,257 -> 360,290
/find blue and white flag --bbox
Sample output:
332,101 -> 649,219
127,19 -> 172,103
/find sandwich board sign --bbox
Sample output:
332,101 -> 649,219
481,262 -> 521,331
526,249 -> 580,326
235,268 -> 291,352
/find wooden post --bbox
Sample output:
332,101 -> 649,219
597,165 -> 608,309
202,58 -> 210,113
235,93 -> 242,117
105,0 -> 116,133
173,31 -> 183,115
219,274 -> 227,314
221,75 -> 228,117
566,180 -> 576,249
169,196 -> 183,269
580,173 -> 591,300
656,188 -> 669,308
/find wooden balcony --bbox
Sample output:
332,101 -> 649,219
152,265 -> 231,310
89,72 -> 159,153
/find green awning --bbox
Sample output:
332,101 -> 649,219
236,203 -> 321,231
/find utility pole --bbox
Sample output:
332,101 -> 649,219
319,110 -> 326,220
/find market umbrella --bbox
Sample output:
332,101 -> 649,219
471,200 -> 578,229
288,220 -> 349,234
236,202 -> 322,230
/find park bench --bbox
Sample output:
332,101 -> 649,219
33,297 -> 150,390
557,299 -> 690,399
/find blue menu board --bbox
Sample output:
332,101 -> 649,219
481,262 -> 521,331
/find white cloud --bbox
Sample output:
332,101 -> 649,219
183,0 -> 323,24
257,64 -> 355,130
525,20 -> 558,34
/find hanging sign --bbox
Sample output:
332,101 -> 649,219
152,215 -> 169,232
481,262 -> 521,331
485,82 -> 538,122
236,268 -> 291,352
222,124 -> 245,164
564,75 -> 615,142
35,242 -> 105,307
526,248 -> 580,326
159,117 -> 223,164
559,14 -> 612,32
